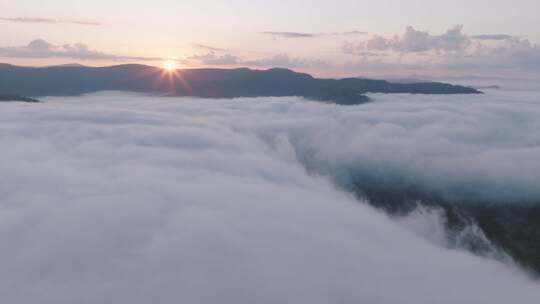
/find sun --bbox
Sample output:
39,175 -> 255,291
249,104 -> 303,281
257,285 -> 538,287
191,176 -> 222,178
162,60 -> 178,71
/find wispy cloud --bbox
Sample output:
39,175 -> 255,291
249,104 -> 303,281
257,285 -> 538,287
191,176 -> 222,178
340,30 -> 368,35
0,17 -> 102,26
471,34 -> 514,40
245,54 -> 330,68
189,52 -> 241,65
0,39 -> 159,61
187,51 -> 329,69
343,25 -> 471,54
263,31 -> 366,39
193,44 -> 226,52
67,20 -> 102,26
263,31 -> 316,38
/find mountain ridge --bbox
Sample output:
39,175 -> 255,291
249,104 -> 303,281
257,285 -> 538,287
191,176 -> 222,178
0,63 -> 481,104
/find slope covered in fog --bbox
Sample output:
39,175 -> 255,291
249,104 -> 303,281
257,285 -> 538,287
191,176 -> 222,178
0,94 -> 39,103
0,91 -> 539,304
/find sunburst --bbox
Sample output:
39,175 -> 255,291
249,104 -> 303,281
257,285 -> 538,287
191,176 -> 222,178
162,60 -> 178,72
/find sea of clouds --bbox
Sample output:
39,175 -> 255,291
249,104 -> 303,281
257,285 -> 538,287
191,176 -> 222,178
1,90 -> 539,303
298,91 -> 540,204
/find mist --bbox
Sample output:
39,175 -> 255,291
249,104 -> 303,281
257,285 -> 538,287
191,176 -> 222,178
219,90 -> 540,204
1,91 -> 539,303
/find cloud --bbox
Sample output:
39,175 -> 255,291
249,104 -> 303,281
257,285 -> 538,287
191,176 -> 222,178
188,52 -> 329,68
245,54 -> 330,68
400,25 -> 471,52
340,30 -> 368,35
0,39 -> 160,61
0,17 -> 102,26
343,37 -> 392,54
344,25 -> 471,54
193,43 -> 226,52
471,34 -> 514,40
188,52 -> 241,65
0,92 -> 539,303
201,53 -> 240,65
342,25 -> 540,76
438,36 -> 540,71
263,31 -> 316,38
263,31 -> 367,39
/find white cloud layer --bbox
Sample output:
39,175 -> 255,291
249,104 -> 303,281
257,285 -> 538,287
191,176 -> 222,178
1,92 -> 539,303
288,91 -> 540,203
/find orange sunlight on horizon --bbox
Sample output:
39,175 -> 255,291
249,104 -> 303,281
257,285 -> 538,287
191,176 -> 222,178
162,60 -> 178,71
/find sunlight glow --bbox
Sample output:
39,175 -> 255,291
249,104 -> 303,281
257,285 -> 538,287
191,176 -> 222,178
162,60 -> 178,71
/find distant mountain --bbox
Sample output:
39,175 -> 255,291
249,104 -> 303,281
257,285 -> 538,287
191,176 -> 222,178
0,94 -> 40,103
0,64 -> 481,105
48,63 -> 88,68
382,78 -> 430,84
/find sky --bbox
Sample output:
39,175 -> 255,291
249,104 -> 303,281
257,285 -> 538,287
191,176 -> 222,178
0,0 -> 539,79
